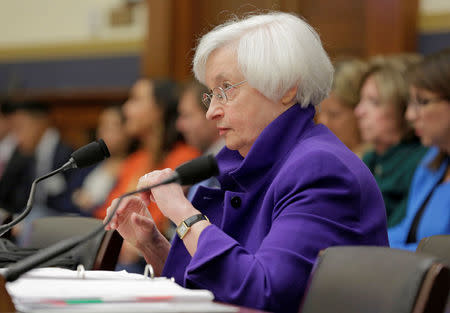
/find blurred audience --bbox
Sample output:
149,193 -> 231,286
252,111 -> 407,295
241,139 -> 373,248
354,56 -> 428,228
389,48 -> 450,250
71,105 -> 134,213
0,99 -> 16,179
0,100 -> 75,245
93,79 -> 199,272
318,58 -> 369,157
94,79 -> 200,231
176,81 -> 224,198
177,80 -> 224,155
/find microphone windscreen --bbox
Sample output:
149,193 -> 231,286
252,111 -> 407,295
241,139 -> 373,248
71,139 -> 110,168
175,154 -> 219,185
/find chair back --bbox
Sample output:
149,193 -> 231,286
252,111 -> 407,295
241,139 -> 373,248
299,246 -> 450,313
417,235 -> 450,267
29,216 -> 122,270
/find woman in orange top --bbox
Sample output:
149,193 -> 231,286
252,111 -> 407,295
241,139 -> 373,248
94,79 -> 200,239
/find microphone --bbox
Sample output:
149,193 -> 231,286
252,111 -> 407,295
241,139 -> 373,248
61,138 -> 111,171
160,153 -> 220,185
0,139 -> 110,237
2,154 -> 219,282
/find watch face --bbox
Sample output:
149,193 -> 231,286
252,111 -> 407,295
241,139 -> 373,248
177,222 -> 189,238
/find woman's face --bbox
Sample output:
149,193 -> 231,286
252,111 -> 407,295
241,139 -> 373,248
176,88 -> 218,152
97,108 -> 130,156
204,46 -> 287,157
407,86 -> 450,151
354,76 -> 403,150
123,80 -> 161,138
318,92 -> 361,150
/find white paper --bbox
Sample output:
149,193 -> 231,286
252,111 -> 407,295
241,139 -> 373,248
6,267 -> 219,312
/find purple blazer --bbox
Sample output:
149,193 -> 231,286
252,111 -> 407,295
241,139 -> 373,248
163,104 -> 388,313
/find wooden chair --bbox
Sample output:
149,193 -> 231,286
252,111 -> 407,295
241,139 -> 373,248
299,246 -> 450,313
416,235 -> 450,312
28,216 -> 123,270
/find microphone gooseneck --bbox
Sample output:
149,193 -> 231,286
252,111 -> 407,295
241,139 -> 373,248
2,154 -> 219,282
0,139 -> 110,237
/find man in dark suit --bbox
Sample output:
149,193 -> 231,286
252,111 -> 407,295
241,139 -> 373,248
0,100 -> 76,245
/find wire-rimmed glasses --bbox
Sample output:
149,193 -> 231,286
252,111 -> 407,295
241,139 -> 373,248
202,80 -> 247,109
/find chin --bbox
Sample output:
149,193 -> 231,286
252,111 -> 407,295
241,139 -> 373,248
224,140 -> 241,152
420,138 -> 433,147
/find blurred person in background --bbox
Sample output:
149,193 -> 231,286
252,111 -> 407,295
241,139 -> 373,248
71,105 -> 134,214
0,100 -> 75,245
176,80 -> 224,198
355,56 -> 428,228
318,58 -> 369,157
94,79 -> 199,272
389,48 -> 450,250
0,99 -> 16,180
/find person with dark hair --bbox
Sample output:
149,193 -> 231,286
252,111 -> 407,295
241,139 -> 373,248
71,105 -> 134,213
176,80 -> 224,198
93,79 -> 200,234
177,80 -> 224,155
0,99 -> 17,179
388,49 -> 450,250
0,100 -> 75,245
354,56 -> 428,227
104,12 -> 387,313
93,79 -> 199,273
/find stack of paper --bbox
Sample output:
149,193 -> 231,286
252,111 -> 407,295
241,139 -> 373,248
4,267 -> 237,312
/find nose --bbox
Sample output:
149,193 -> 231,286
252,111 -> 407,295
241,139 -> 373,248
123,99 -> 132,115
205,102 -> 224,121
405,104 -> 418,124
354,102 -> 364,118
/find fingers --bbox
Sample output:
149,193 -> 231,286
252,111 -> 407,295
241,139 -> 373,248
103,198 -> 119,229
138,169 -> 174,190
131,212 -> 157,232
104,195 -> 151,231
138,169 -> 174,202
103,196 -> 137,229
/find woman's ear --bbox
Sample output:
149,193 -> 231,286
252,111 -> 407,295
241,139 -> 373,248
281,86 -> 298,105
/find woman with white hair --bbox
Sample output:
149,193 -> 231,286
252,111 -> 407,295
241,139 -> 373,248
105,12 -> 388,312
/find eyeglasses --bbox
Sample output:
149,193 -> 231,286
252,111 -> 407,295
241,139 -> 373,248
202,80 -> 247,109
408,96 -> 444,109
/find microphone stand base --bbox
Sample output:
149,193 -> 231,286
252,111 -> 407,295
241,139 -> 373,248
0,276 -> 15,312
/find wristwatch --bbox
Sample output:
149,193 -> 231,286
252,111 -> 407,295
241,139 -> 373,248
176,214 -> 209,239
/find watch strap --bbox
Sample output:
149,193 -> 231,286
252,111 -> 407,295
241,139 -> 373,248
183,214 -> 208,227
176,214 -> 209,239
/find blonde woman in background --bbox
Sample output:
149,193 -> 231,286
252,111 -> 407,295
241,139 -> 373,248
318,58 -> 369,157
355,55 -> 428,228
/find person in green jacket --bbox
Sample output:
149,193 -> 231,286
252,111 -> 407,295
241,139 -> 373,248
355,55 -> 428,227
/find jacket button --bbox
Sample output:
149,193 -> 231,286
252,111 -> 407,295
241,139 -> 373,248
231,196 -> 241,208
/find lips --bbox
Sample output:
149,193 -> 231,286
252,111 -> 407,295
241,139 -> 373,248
218,127 -> 230,136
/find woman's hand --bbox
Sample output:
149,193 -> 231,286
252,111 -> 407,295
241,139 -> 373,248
137,168 -> 200,226
103,196 -> 170,275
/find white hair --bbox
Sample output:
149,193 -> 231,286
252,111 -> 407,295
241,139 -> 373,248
193,12 -> 334,107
